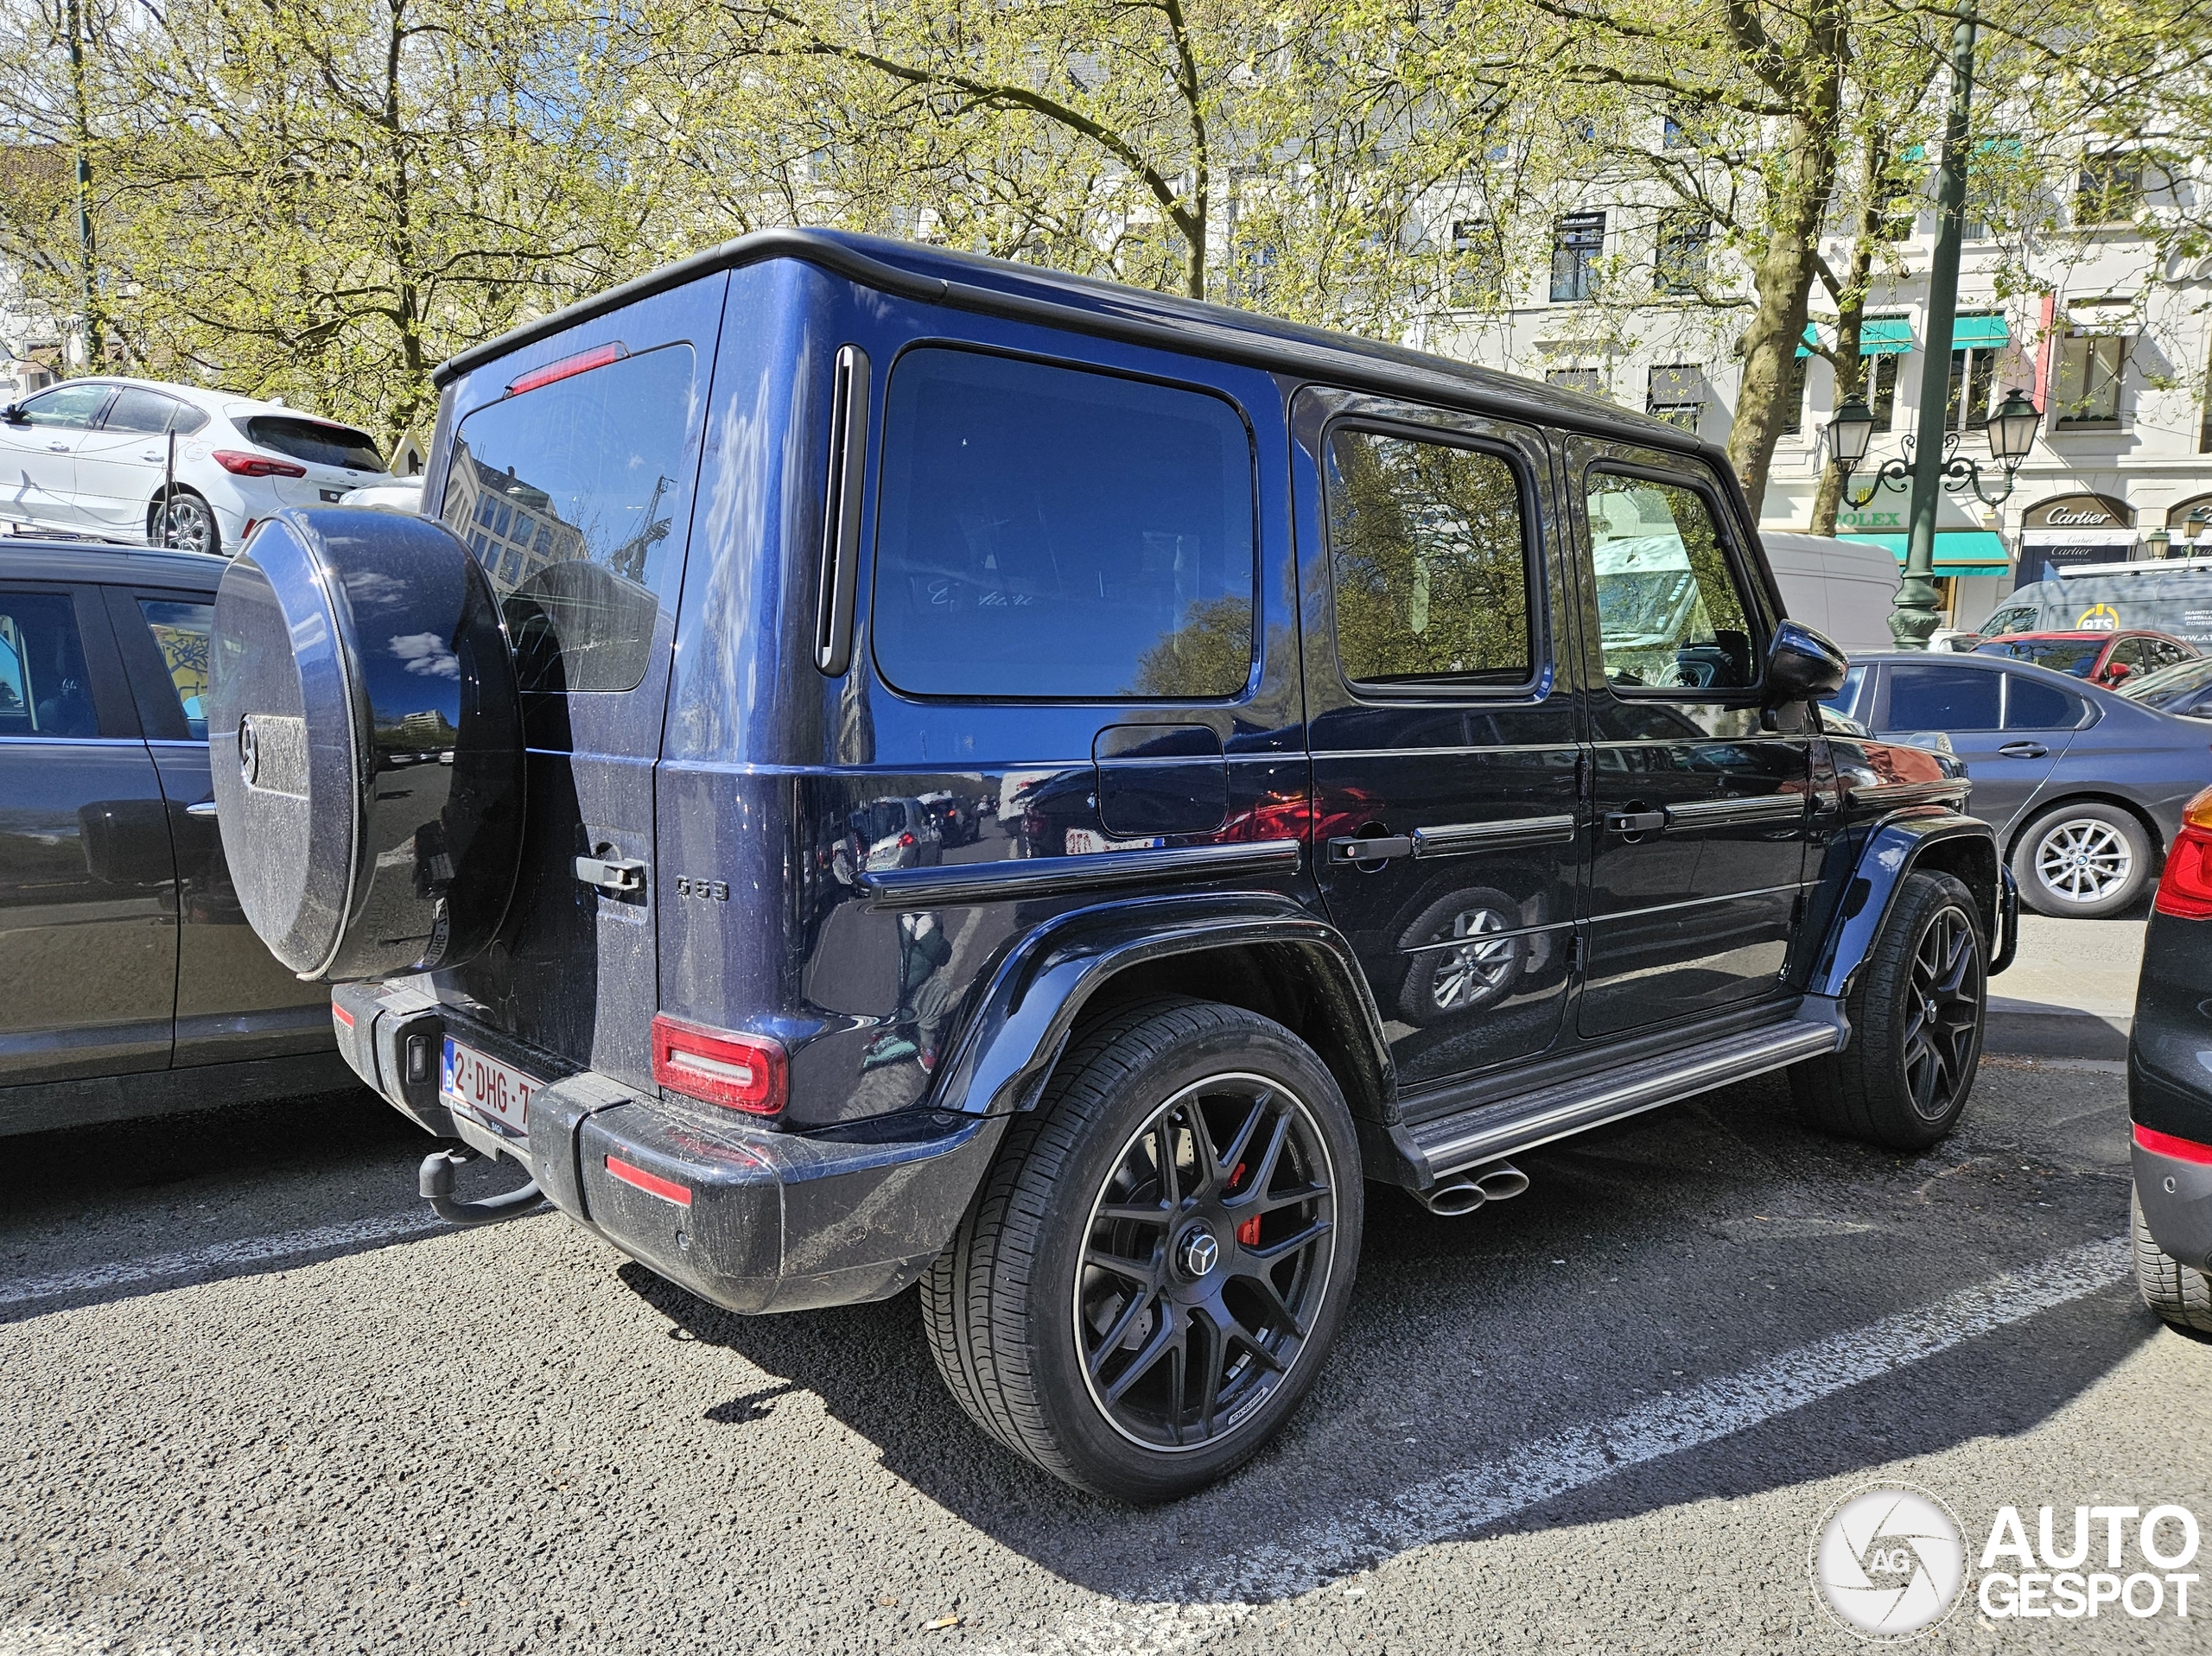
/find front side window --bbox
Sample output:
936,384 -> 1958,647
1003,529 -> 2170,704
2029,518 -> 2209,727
13,383 -> 111,430
442,344 -> 696,694
0,593 -> 96,738
1325,430 -> 1535,689
136,598 -> 213,738
872,348 -> 1255,700
1588,475 -> 1754,690
1886,664 -> 2000,731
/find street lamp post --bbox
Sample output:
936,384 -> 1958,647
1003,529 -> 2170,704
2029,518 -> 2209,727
1829,384 -> 2040,510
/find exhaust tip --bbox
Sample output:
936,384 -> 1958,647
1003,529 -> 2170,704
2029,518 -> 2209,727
1414,1178 -> 1486,1217
1472,1161 -> 1530,1202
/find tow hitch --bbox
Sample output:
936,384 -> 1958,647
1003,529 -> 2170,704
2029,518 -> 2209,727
419,1145 -> 550,1227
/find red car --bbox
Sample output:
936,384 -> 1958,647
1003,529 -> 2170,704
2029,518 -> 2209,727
1972,628 -> 2198,688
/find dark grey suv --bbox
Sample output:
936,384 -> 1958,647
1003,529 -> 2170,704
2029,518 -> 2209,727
207,230 -> 2014,1501
0,542 -> 346,1134
1827,651 -> 2212,918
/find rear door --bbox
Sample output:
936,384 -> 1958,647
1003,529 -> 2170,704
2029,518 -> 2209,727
102,582 -> 333,1062
1295,389 -> 1583,1089
0,581 -> 175,1084
73,386 -> 185,536
426,279 -> 727,1090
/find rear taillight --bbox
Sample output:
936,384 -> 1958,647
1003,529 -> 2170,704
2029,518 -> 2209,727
899,830 -> 916,848
212,449 -> 307,479
2135,1122 -> 2212,1164
2153,785 -> 2212,918
651,1014 -> 785,1115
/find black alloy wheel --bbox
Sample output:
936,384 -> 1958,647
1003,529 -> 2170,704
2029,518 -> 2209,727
1789,869 -> 1986,1151
1900,899 -> 1982,1123
1075,1073 -> 1337,1451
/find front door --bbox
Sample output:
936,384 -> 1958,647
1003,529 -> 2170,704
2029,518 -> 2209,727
1296,390 -> 1583,1091
1571,442 -> 1813,1038
0,382 -> 114,531
0,583 -> 175,1086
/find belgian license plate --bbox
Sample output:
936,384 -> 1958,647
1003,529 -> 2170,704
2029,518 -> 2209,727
1064,828 -> 1166,855
441,1037 -> 535,1139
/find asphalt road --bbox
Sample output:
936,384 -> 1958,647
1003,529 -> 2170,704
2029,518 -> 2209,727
2,1055 -> 2206,1655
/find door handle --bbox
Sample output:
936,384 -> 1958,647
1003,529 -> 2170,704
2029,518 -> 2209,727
1996,741 -> 2049,759
1328,834 -> 1413,864
141,451 -> 164,462
47,441 -> 70,453
1605,810 -> 1667,834
575,854 -> 645,894
185,800 -> 219,818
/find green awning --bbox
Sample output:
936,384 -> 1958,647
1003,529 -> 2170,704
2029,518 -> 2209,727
1953,314 -> 2009,348
1796,324 -> 1819,359
1860,318 -> 1914,355
1839,529 -> 2010,574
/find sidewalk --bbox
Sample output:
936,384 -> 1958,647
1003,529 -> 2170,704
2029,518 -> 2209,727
1984,913 -> 2145,1061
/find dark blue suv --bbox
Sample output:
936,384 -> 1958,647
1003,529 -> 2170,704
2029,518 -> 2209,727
208,231 -> 2014,1500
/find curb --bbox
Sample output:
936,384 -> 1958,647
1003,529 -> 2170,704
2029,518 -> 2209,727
1984,1002 -> 2130,1062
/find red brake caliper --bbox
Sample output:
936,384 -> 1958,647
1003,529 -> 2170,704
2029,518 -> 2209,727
1230,1161 -> 1261,1246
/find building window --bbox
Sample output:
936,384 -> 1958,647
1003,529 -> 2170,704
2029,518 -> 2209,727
1868,354 -> 1902,433
2053,332 -> 2125,425
1550,212 -> 1605,302
1645,365 -> 1705,432
1546,368 -> 1602,398
1781,356 -> 1809,435
1878,187 -> 1917,242
1946,345 -> 2000,434
2077,155 -> 2145,225
1654,213 -> 1709,296
1447,219 -> 1504,309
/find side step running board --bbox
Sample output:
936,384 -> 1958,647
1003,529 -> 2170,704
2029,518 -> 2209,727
1402,1011 -> 1846,1185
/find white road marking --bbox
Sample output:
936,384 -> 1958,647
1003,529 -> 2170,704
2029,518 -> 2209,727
972,1235 -> 2131,1656
0,1210 -> 447,1316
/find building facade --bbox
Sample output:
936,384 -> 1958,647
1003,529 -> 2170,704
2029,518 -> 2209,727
1421,160 -> 2212,636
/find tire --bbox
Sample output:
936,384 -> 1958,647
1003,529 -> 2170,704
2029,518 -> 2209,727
2012,801 -> 2152,919
920,996 -> 1363,1502
154,490 -> 220,556
1394,886 -> 1527,1026
2133,1188 -> 2212,1334
1791,871 -> 1986,1150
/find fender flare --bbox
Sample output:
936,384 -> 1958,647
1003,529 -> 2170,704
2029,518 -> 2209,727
1808,809 -> 2003,999
925,891 -> 1397,1122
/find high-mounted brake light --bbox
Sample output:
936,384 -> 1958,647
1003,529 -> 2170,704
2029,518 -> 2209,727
2153,785 -> 2212,919
2134,1122 -> 2212,1165
651,1013 -> 786,1115
213,449 -> 307,479
506,341 -> 627,397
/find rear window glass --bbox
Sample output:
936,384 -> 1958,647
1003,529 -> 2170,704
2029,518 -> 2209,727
245,415 -> 385,472
441,344 -> 696,694
872,348 -> 1255,700
1325,429 -> 1534,688
1886,664 -> 2000,730
2005,676 -> 2085,731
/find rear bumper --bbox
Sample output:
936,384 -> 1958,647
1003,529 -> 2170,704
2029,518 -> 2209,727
332,982 -> 1004,1313
2134,1138 -> 2212,1273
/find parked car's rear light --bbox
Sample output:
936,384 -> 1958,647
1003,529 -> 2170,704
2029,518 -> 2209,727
212,449 -> 307,478
506,341 -> 627,397
899,830 -> 916,848
651,1013 -> 785,1114
605,1154 -> 693,1207
2134,1122 -> 2212,1164
2153,785 -> 2212,918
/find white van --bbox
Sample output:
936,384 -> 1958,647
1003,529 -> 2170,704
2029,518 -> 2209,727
1760,532 -> 1903,655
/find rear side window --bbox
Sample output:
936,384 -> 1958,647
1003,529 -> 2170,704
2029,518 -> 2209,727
1886,664 -> 2000,730
1325,429 -> 1534,688
244,415 -> 385,472
441,345 -> 696,694
2005,676 -> 2086,730
872,348 -> 1255,700
104,388 -> 191,435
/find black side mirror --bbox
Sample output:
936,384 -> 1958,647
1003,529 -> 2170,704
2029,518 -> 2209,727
1765,619 -> 1847,704
0,403 -> 21,424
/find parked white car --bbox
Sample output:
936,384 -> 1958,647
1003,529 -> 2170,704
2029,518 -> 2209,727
0,376 -> 393,555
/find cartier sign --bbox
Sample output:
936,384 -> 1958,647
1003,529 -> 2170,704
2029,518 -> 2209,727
2022,492 -> 2134,531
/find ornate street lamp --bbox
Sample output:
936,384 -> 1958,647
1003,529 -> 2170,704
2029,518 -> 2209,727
2147,524 -> 2172,560
1828,385 -> 2040,511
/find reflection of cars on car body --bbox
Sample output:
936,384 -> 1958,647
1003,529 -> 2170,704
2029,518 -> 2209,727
213,227 -> 2017,1503
0,376 -> 394,556
918,789 -> 979,847
1826,650 -> 2212,917
337,478 -> 425,514
0,541 -> 347,1134
2126,783 -> 2212,1334
1971,627 -> 2195,689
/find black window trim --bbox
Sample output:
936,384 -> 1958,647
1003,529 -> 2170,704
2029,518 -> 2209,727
1318,410 -> 1552,704
1581,456 -> 1770,703
867,335 -> 1265,707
